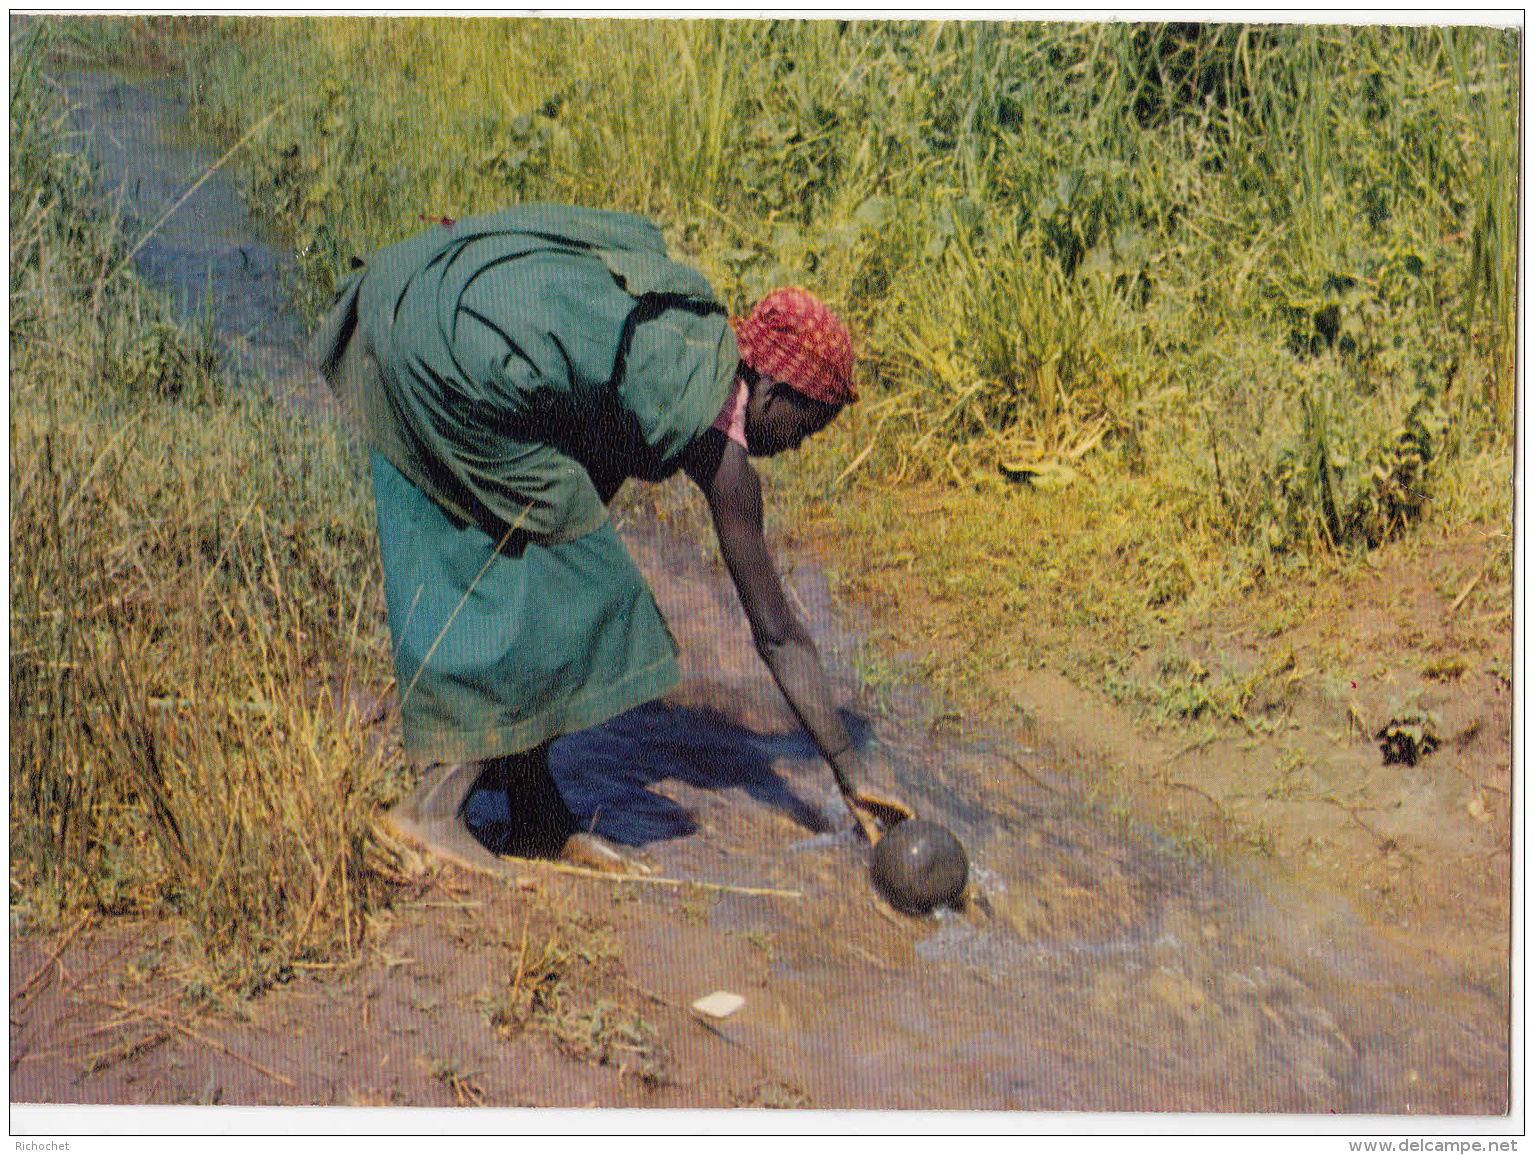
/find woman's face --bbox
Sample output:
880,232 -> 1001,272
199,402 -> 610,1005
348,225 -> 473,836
742,372 -> 841,457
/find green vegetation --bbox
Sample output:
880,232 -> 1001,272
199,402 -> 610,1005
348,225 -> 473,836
10,21 -> 397,991
135,17 -> 1513,701
148,16 -> 1513,542
10,15 -> 1517,994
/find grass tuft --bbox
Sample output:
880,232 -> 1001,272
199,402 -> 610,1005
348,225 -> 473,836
10,22 -> 398,993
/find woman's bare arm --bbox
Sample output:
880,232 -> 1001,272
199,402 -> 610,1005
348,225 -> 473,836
683,433 -> 865,801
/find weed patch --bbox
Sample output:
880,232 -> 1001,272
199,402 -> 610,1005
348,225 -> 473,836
480,903 -> 671,1087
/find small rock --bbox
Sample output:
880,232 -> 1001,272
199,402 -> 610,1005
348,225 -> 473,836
691,990 -> 745,1019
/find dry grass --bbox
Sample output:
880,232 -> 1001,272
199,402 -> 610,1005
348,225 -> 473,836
10,23 -> 400,993
477,902 -> 671,1087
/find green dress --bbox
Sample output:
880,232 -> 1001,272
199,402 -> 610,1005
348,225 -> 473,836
310,204 -> 738,761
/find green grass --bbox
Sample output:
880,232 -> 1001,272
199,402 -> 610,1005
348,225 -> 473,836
10,15 -> 1518,989
108,14 -> 1514,554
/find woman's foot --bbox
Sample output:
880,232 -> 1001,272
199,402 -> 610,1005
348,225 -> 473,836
559,830 -> 651,875
386,761 -> 523,878
389,749 -> 648,876
479,763 -> 650,874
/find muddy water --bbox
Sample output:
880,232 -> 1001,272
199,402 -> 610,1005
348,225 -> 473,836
56,66 -> 328,411
587,528 -> 1509,1113
53,62 -> 1508,1114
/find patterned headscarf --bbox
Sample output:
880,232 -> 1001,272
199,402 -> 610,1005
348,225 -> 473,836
731,287 -> 858,406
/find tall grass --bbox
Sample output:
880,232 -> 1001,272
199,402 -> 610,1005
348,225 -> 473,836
10,22 -> 398,992
131,16 -> 1517,561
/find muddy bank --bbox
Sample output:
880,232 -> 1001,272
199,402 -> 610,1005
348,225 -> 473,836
586,520 -> 1509,1113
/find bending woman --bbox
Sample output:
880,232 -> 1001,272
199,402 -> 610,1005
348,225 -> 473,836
311,203 -> 869,873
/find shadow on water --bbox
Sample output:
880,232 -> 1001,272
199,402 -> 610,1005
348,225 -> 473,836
466,703 -> 875,846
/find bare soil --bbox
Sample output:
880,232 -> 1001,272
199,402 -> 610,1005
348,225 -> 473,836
1012,531 -> 1513,973
10,518 -> 1513,1113
10,59 -> 1513,1118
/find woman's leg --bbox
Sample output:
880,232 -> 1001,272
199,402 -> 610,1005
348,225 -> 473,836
468,743 -> 577,859
472,745 -> 644,872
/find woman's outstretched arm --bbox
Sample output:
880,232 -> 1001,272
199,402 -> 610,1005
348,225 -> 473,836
683,432 -> 866,804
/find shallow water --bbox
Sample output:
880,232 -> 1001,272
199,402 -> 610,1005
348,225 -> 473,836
603,526 -> 1507,1112
58,67 -> 324,408
52,60 -> 1510,1114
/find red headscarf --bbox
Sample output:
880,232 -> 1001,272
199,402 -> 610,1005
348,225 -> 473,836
731,287 -> 859,406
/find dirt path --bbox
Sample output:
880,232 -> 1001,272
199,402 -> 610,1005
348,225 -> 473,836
10,60 -> 1513,1118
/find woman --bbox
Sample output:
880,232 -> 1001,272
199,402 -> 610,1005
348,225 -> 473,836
310,203 -> 874,874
